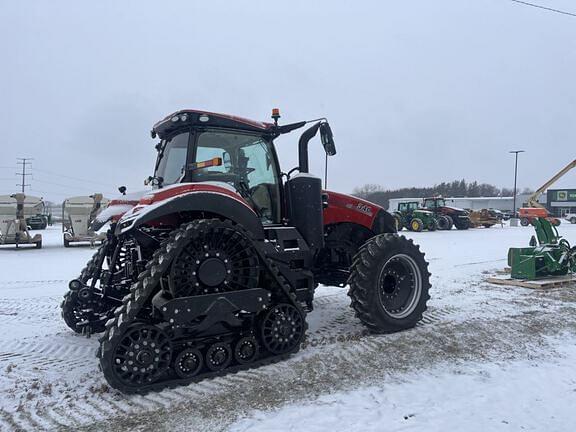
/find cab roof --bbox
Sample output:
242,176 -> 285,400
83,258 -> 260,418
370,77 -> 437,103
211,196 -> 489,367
152,109 -> 274,139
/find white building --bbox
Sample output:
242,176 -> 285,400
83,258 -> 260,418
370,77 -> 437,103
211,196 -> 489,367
387,194 -> 543,212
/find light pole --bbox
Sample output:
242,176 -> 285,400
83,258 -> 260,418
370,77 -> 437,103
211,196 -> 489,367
509,150 -> 525,224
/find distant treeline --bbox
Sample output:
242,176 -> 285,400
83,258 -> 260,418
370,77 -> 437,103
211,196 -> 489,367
352,180 -> 532,209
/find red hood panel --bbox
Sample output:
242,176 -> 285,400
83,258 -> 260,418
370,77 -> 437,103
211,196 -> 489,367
323,190 -> 383,228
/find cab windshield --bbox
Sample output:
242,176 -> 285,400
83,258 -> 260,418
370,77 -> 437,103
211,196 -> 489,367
155,132 -> 189,186
424,199 -> 445,208
153,129 -> 281,223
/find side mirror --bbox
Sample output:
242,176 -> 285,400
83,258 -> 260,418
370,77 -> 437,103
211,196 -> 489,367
320,122 -> 336,156
118,186 -> 127,195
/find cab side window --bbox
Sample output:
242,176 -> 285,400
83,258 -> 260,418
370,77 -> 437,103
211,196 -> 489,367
241,140 -> 281,224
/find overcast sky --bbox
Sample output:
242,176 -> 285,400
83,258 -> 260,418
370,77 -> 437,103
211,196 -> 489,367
1,0 -> 575,202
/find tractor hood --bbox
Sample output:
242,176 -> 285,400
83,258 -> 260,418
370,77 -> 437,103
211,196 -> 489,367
91,191 -> 147,231
444,206 -> 469,215
322,190 -> 396,234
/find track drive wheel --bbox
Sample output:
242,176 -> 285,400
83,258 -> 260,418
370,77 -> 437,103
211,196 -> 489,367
168,219 -> 260,297
348,234 -> 430,333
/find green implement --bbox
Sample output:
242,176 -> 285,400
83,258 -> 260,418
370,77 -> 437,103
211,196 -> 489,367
508,217 -> 576,280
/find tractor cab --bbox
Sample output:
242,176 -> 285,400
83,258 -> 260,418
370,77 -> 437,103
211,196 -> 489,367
153,127 -> 282,224
148,109 -> 336,246
422,197 -> 445,209
398,202 -> 419,213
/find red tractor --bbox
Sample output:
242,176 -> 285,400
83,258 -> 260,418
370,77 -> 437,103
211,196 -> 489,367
421,197 -> 470,230
61,109 -> 431,393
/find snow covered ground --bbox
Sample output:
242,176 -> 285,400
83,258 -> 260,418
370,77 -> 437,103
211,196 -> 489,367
1,223 -> 576,431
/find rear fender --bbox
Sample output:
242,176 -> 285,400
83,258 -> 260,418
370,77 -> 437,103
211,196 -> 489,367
115,191 -> 265,239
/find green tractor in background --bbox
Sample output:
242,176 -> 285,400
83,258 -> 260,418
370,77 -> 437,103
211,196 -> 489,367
394,201 -> 438,232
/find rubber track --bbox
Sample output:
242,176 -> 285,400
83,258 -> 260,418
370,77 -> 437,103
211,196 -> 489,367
98,219 -> 306,394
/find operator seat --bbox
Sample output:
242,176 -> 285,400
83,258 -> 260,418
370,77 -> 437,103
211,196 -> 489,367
250,183 -> 277,223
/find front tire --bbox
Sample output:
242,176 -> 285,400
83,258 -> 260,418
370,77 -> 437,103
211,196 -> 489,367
348,234 -> 430,333
520,218 -> 530,227
410,218 -> 424,232
437,215 -> 451,230
454,217 -> 470,230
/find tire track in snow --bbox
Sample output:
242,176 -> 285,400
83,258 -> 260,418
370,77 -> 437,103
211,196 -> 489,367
0,300 -> 457,432
3,282 -> 565,432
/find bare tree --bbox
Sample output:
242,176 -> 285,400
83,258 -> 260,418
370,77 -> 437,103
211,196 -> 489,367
352,184 -> 384,198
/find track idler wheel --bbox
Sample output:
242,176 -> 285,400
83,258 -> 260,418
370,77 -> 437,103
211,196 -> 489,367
234,336 -> 259,364
205,342 -> 232,371
261,304 -> 305,355
174,348 -> 204,378
108,324 -> 172,388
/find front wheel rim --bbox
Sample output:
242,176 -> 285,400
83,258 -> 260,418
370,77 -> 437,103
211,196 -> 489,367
377,254 -> 422,319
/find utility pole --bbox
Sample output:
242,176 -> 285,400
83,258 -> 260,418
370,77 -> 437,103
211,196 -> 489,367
16,158 -> 33,194
509,150 -> 525,225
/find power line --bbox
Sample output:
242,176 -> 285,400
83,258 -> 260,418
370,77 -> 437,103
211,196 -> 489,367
28,188 -> 80,198
33,167 -> 117,188
29,188 -> 116,199
32,177 -> 106,191
31,178 -> 115,195
508,0 -> 576,17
